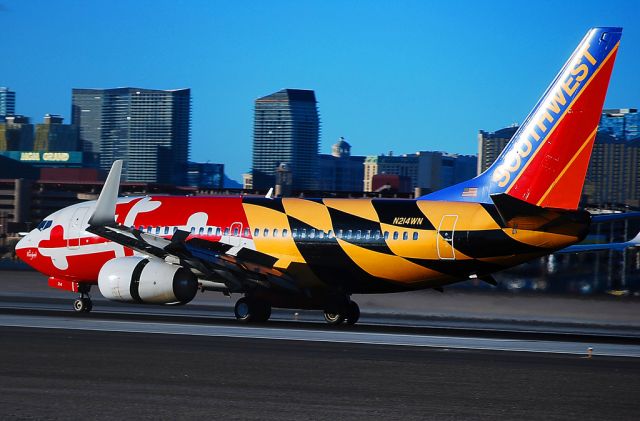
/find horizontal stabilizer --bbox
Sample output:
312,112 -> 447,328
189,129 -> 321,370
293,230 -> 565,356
490,193 -> 544,224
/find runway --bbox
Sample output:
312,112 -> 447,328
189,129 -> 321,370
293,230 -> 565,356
1,271 -> 639,419
1,325 -> 639,420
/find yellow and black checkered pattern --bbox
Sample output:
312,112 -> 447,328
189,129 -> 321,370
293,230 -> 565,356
242,197 -> 587,293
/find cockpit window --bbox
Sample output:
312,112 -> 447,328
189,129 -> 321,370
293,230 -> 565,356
37,220 -> 53,231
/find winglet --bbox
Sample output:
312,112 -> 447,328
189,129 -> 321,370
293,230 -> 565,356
88,160 -> 123,227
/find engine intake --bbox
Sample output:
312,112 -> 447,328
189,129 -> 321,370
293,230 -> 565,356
98,257 -> 198,305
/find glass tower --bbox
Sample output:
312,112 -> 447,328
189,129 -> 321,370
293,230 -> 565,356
599,108 -> 639,141
0,87 -> 16,118
72,88 -> 191,184
252,89 -> 320,191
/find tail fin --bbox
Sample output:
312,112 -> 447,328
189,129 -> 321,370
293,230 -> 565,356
422,27 -> 622,210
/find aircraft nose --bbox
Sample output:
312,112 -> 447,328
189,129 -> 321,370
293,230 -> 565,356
15,232 -> 37,265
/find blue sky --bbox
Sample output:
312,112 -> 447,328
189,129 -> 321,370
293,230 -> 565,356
3,0 -> 639,180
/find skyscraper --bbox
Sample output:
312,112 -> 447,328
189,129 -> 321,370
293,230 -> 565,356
318,137 -> 365,192
72,88 -> 191,184
0,116 -> 33,151
34,114 -> 80,151
599,108 -> 639,141
0,87 -> 16,119
252,89 -> 320,191
478,117 -> 640,206
477,126 -> 519,174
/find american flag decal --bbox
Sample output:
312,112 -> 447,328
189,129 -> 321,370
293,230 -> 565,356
462,187 -> 478,197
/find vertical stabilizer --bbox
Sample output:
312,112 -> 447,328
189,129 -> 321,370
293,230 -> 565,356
422,27 -> 622,210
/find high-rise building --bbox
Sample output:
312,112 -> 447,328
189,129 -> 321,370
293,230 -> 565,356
34,114 -> 80,151
583,133 -> 640,206
186,162 -> 224,189
0,116 -> 33,151
318,137 -> 365,192
252,89 -> 320,191
478,116 -> 640,206
599,108 -> 639,141
0,87 -> 16,119
363,151 -> 476,194
72,87 -> 191,184
477,126 -> 519,174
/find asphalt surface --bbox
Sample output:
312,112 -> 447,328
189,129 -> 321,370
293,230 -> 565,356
1,270 -> 639,419
1,327 -> 639,420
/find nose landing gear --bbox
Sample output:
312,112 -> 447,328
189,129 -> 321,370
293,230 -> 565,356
73,284 -> 93,313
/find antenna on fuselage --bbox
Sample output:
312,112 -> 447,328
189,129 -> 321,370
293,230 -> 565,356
88,160 -> 123,227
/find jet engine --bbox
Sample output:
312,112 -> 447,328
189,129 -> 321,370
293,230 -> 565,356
98,256 -> 198,305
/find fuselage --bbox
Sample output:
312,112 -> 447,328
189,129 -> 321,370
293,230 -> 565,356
16,195 -> 590,293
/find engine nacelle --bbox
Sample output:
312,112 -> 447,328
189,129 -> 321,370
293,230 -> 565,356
98,256 -> 198,305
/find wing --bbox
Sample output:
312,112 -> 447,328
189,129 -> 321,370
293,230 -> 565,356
86,161 -> 300,294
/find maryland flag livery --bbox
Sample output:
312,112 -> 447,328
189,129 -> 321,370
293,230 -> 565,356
17,28 -> 622,325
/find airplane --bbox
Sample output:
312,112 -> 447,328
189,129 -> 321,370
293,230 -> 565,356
16,27 -> 622,325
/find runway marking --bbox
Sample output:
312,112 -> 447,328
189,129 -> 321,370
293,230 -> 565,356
1,314 -> 639,358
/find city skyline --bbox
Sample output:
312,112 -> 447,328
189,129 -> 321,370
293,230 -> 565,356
3,1 -> 640,180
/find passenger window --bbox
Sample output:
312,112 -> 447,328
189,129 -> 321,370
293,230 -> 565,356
261,228 -> 267,237
365,230 -> 371,240
355,230 -> 361,240
318,230 -> 325,239
282,229 -> 288,237
337,229 -> 343,239
215,227 -> 221,236
374,230 -> 381,240
173,227 -> 178,233
244,228 -> 250,237
165,227 -> 170,235
403,232 -> 408,241
139,225 -> 144,231
393,231 -> 398,240
198,227 -> 204,235
207,227 -> 213,236
233,228 -> 239,236
300,228 -> 307,239
292,228 -> 298,238
254,228 -> 259,237
273,228 -> 278,237
156,227 -> 161,235
384,231 -> 389,240
190,227 -> 195,234
346,230 -> 353,239
309,229 -> 316,239
147,226 -> 153,233
413,232 -> 419,240
224,227 -> 229,235
328,230 -> 334,238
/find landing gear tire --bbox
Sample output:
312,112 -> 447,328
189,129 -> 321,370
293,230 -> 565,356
323,310 -> 345,326
324,300 -> 360,326
73,297 -> 92,313
234,297 -> 271,323
344,301 -> 360,325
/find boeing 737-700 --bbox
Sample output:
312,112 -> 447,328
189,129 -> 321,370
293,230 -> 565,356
16,27 -> 623,325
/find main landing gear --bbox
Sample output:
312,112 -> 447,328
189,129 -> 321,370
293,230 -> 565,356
73,284 -> 93,313
232,295 -> 361,326
323,300 -> 360,326
234,297 -> 272,323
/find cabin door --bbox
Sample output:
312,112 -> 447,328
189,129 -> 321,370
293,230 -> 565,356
437,214 -> 458,260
